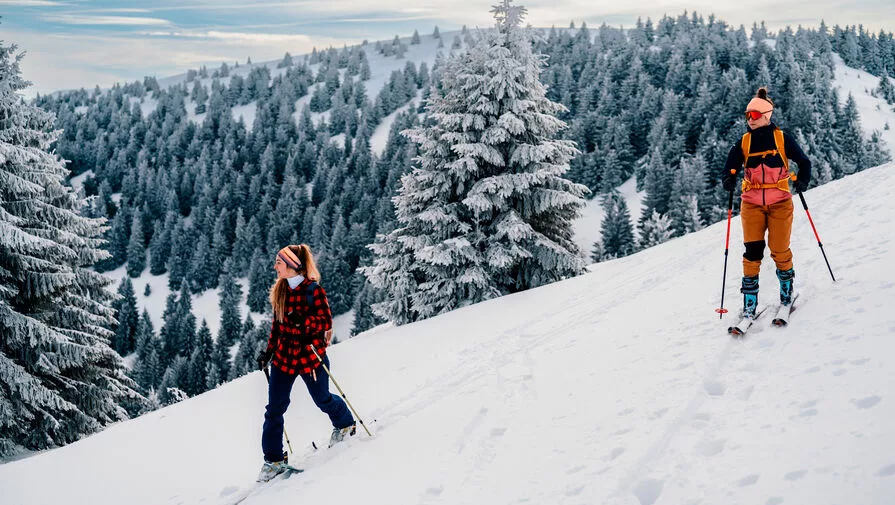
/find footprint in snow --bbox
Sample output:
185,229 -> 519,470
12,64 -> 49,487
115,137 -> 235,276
565,484 -> 585,497
784,470 -> 808,481
879,464 -> 895,477
699,438 -> 726,456
632,478 -> 664,505
566,464 -> 586,475
765,497 -> 784,505
737,474 -> 760,486
703,379 -> 726,397
853,396 -> 882,409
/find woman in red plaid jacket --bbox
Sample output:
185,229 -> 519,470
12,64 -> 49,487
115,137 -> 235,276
256,244 -> 355,481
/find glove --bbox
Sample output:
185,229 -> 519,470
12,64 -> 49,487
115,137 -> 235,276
722,173 -> 737,192
257,349 -> 273,371
793,176 -> 809,193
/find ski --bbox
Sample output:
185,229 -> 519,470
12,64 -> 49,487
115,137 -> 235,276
728,305 -> 768,337
772,293 -> 800,327
229,466 -> 303,505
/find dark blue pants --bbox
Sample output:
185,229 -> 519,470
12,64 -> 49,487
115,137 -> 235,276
261,355 -> 354,462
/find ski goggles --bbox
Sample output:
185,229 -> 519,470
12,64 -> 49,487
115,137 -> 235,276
745,109 -> 772,120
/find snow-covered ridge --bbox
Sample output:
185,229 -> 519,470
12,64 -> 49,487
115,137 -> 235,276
4,160 -> 893,505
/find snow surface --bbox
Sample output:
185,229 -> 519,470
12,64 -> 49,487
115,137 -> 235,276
67,169 -> 93,193
832,54 -> 895,150
230,102 -> 257,128
3,161 -> 894,505
369,89 -> 422,156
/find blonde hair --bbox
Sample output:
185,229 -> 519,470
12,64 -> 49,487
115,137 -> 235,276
269,244 -> 322,323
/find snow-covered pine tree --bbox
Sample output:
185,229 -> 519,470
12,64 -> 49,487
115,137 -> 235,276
217,259 -> 243,348
185,319 -> 212,396
125,213 -> 146,277
0,41 -> 141,456
247,249 -> 272,313
96,204 -> 129,272
456,1 -> 587,292
131,309 -> 161,391
209,329 -> 232,388
148,213 -> 172,275
232,320 -> 266,379
112,278 -> 139,356
364,0 -> 587,324
638,209 -> 674,249
597,190 -> 637,260
667,154 -> 705,237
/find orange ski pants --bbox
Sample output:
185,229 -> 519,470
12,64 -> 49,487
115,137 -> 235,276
740,198 -> 794,277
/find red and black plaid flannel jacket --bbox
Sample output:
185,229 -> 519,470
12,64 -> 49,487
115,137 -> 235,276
265,278 -> 333,375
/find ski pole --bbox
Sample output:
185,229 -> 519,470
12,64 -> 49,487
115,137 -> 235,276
308,345 -> 374,437
263,366 -> 295,456
716,186 -> 735,319
797,190 -> 836,282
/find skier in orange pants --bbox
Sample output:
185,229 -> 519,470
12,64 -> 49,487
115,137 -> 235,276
722,87 -> 811,319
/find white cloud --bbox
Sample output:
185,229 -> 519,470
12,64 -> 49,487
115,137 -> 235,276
139,30 -> 318,46
41,14 -> 173,26
0,0 -> 65,6
8,27 -> 352,97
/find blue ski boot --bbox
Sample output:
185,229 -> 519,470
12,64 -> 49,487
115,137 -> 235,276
741,275 -> 759,317
776,268 -> 794,306
729,276 -> 760,336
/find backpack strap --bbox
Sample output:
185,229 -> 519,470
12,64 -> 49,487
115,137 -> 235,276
740,131 -> 751,162
741,129 -> 789,172
774,128 -> 789,172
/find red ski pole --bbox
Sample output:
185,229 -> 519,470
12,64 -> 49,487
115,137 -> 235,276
716,184 -> 735,319
797,190 -> 836,282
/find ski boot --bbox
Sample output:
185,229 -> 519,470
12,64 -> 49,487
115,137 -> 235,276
729,275 -> 759,336
772,268 -> 797,326
257,453 -> 290,482
776,268 -> 794,306
329,423 -> 357,448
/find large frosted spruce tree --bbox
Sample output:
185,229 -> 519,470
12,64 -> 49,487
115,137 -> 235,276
364,0 -> 587,324
0,41 -> 141,457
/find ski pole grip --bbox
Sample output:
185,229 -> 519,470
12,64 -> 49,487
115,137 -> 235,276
798,190 -> 808,210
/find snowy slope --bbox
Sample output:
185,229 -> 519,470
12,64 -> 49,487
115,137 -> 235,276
832,54 -> 895,150
6,161 -> 895,505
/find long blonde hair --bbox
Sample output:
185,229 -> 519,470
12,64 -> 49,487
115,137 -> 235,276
269,244 -> 322,323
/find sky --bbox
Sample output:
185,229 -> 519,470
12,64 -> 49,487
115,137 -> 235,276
1,0 -> 894,97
